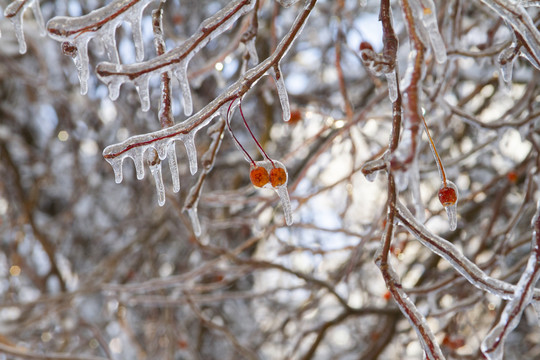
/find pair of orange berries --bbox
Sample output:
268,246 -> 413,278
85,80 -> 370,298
250,165 -> 287,188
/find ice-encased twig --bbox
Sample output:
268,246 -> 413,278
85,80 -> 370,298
96,0 -> 256,112
103,0 -> 317,210
479,0 -> 540,70
4,0 -> 46,54
46,0 -> 157,95
376,258 -> 444,359
152,3 -> 175,129
396,201 -> 540,300
481,202 -> 540,360
183,118 -> 227,236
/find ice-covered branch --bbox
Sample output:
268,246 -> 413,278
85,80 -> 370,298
46,0 -> 156,95
396,201 -> 540,301
102,0 -> 317,208
96,0 -> 256,114
481,201 -> 540,360
4,0 -> 45,54
376,175 -> 444,359
479,0 -> 540,70
152,2 -> 174,129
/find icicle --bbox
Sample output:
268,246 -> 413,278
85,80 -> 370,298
46,0 -> 157,93
148,156 -> 166,206
73,36 -> 91,95
167,143 -> 180,193
30,0 -> 46,36
270,65 -> 291,122
445,204 -> 457,231
386,70 -> 398,102
102,23 -> 120,63
479,0 -> 540,70
105,157 -> 124,184
4,0 -> 46,53
133,147 -> 146,180
187,207 -> 202,236
418,0 -> 447,63
134,75 -> 151,112
174,61 -> 193,116
245,37 -> 259,66
439,181 -> 459,231
276,186 -> 293,225
180,134 -> 198,175
4,0 -> 28,54
498,44 -> 517,85
365,172 -> 378,182
125,0 -> 147,62
103,110 -> 216,188
96,0 -> 256,110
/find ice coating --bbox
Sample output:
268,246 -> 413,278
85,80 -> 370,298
481,209 -> 540,359
397,201 -> 540,300
187,207 -> 202,236
480,0 -> 540,70
444,204 -> 457,231
385,71 -> 398,102
270,65 -> 291,122
103,111 -> 217,206
96,0 -> 256,111
416,0 -> 447,63
245,37 -> 259,66
253,159 -> 293,226
277,0 -> 301,7
4,0 -> 46,54
180,133 -> 198,175
375,260 -> 444,360
439,181 -> 459,230
174,61 -> 193,116
167,144 -> 180,193
102,0 -> 317,214
148,152 -> 166,206
46,0 -> 157,93
134,74 -> 151,111
498,44 -> 517,84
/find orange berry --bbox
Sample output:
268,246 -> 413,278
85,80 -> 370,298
507,171 -> 518,183
289,109 -> 302,124
270,167 -> 287,187
250,166 -> 269,188
383,291 -> 391,301
438,185 -> 457,207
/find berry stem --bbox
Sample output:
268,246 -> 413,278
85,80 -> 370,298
227,99 -> 256,166
420,114 -> 447,186
238,100 -> 276,168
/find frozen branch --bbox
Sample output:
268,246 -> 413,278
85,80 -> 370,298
96,0 -> 256,113
46,0 -> 156,94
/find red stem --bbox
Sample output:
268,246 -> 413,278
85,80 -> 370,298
238,100 -> 275,167
227,100 -> 255,166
